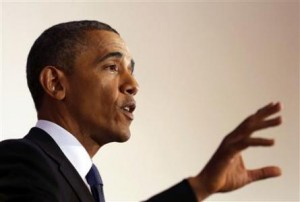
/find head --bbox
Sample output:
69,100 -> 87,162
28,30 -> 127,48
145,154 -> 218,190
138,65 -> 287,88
26,20 -> 139,150
27,20 -> 119,110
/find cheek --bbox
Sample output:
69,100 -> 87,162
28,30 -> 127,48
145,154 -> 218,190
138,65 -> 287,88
98,77 -> 119,106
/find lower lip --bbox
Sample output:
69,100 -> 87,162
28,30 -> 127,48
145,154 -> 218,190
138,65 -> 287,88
121,110 -> 134,120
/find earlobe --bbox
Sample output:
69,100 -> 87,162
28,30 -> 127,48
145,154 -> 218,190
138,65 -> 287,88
39,66 -> 66,100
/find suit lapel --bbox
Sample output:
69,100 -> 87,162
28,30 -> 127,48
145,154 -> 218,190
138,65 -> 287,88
25,127 -> 95,202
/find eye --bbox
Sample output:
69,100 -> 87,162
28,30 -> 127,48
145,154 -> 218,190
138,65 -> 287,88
105,64 -> 119,72
128,66 -> 134,75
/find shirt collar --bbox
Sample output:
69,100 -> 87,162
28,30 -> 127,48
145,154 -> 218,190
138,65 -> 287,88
35,120 -> 92,181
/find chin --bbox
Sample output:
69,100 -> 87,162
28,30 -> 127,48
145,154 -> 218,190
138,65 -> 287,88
115,131 -> 131,143
92,128 -> 131,146
103,128 -> 131,144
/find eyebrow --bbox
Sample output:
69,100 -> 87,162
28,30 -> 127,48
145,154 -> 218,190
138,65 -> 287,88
98,52 -> 123,63
98,51 -> 135,73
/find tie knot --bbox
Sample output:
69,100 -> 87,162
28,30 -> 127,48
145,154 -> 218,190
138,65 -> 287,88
86,164 -> 103,186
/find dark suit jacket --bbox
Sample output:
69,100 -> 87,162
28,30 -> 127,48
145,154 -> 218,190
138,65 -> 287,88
0,128 -> 197,202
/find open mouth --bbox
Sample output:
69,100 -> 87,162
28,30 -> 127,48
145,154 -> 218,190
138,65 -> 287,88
120,101 -> 136,120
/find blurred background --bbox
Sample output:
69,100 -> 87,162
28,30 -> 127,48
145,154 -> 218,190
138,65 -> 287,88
1,1 -> 299,201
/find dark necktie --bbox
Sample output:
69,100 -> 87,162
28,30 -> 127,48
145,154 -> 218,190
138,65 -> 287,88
86,164 -> 105,202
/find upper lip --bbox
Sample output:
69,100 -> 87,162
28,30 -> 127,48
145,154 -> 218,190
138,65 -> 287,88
120,99 -> 136,113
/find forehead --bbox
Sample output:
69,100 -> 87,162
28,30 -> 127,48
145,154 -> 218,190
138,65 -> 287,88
84,30 -> 131,58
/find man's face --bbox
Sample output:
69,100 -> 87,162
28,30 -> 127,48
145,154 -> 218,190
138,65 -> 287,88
65,30 -> 138,145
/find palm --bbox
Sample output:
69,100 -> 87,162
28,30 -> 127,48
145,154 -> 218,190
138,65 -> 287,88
191,103 -> 282,200
218,154 -> 250,192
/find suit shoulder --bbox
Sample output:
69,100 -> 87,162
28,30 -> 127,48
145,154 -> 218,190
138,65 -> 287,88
0,138 -> 46,161
0,137 -> 56,176
1,137 -> 39,150
0,138 -> 61,202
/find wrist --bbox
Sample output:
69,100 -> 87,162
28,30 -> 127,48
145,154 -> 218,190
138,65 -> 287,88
187,176 -> 212,201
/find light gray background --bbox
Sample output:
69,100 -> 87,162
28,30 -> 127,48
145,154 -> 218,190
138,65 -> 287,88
1,1 -> 299,201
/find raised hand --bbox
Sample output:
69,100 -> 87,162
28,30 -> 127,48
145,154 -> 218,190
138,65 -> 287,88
188,102 -> 282,201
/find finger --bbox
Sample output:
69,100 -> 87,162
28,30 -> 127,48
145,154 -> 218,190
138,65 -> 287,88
234,138 -> 274,151
224,102 -> 282,146
255,116 -> 282,130
248,166 -> 281,183
256,102 -> 281,120
245,137 -> 275,147
234,113 -> 282,137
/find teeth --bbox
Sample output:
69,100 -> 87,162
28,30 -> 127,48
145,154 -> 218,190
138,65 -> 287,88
124,107 -> 130,112
121,102 -> 136,113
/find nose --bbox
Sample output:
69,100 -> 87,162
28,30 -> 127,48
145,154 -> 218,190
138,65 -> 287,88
120,73 -> 139,96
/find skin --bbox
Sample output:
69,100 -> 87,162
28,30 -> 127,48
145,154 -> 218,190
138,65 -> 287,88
38,30 -> 138,157
37,30 -> 282,201
188,102 -> 282,200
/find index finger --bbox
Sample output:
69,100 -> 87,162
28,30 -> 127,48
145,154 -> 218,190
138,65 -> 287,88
255,102 -> 282,120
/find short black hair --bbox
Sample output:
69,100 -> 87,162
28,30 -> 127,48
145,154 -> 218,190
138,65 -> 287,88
26,20 -> 119,111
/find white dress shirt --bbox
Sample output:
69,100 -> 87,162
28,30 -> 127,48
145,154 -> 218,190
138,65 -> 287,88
36,120 -> 92,189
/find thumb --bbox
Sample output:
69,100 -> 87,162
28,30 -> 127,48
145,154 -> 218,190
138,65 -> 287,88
248,166 -> 282,183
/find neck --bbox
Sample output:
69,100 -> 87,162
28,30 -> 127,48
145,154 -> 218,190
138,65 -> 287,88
37,103 -> 101,158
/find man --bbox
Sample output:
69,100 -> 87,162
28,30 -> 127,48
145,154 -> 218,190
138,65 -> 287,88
0,20 -> 282,202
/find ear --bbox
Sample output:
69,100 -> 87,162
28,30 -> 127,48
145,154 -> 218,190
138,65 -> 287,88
39,66 -> 66,100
